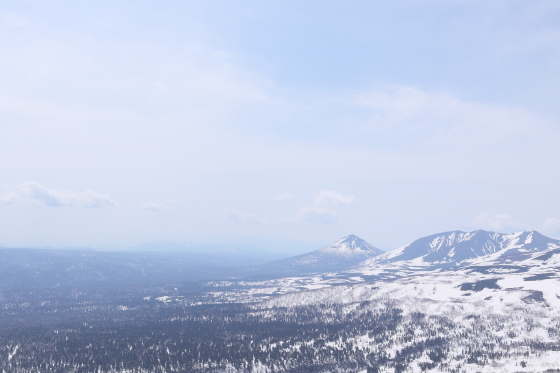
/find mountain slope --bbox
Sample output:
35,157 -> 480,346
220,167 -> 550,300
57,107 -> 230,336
253,245 -> 560,373
361,229 -> 560,268
141,230 -> 560,372
249,235 -> 384,278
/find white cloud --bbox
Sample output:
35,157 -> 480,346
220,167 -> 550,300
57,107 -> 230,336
542,217 -> 560,236
275,192 -> 293,201
12,182 -> 116,208
314,190 -> 354,206
298,207 -> 338,224
141,201 -> 169,212
0,192 -> 17,205
472,212 -> 525,233
243,213 -> 266,224
353,86 -> 539,147
226,210 -> 266,224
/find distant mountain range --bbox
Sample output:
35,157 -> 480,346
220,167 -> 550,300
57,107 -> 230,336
0,235 -> 383,288
124,240 -> 283,264
361,229 -> 560,269
198,229 -> 560,305
1,230 -> 558,289
0,249 -> 238,289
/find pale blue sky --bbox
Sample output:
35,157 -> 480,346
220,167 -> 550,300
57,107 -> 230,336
1,1 -> 560,252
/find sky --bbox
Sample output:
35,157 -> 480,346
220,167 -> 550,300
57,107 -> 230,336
1,0 -> 560,253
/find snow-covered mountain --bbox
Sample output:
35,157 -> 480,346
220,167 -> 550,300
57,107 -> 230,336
192,230 -> 560,372
252,244 -> 560,373
361,229 -> 560,268
202,230 -> 560,304
249,235 -> 384,278
293,234 -> 384,262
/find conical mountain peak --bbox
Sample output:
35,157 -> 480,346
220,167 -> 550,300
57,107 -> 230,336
318,235 -> 384,257
255,235 -> 384,278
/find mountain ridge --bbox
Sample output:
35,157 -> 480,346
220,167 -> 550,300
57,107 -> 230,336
361,229 -> 560,268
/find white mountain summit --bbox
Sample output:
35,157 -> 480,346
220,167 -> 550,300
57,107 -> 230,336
279,234 -> 384,265
252,235 -> 384,278
313,234 -> 385,258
